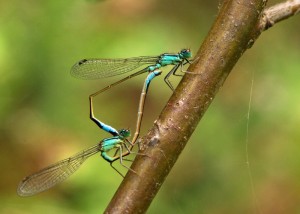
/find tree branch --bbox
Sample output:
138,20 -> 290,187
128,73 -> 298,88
104,0 -> 299,213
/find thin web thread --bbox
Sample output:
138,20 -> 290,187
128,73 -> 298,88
245,71 -> 262,214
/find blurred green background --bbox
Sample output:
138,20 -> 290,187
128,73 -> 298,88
1,0 -> 300,213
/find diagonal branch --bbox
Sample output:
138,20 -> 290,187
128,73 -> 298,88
104,0 -> 299,213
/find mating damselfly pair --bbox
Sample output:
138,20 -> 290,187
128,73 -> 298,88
17,49 -> 192,196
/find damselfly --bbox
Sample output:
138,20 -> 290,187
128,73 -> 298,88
71,49 -> 192,91
17,70 -> 162,196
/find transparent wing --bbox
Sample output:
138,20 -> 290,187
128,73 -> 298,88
17,144 -> 100,196
70,56 -> 159,80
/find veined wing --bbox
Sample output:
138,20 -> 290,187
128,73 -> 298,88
70,56 -> 159,80
17,144 -> 100,196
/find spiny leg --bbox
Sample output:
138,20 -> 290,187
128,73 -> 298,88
179,57 -> 201,74
110,161 -> 125,178
164,58 -> 196,90
119,154 -> 138,175
112,147 -> 120,158
117,144 -> 138,175
122,139 -> 150,160
173,59 -> 193,76
112,139 -> 149,165
164,64 -> 181,91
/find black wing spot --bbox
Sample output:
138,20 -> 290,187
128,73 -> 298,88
78,59 -> 88,65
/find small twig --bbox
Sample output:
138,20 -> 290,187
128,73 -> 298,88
259,0 -> 300,31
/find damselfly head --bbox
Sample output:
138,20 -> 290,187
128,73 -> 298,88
118,129 -> 131,138
179,49 -> 192,59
